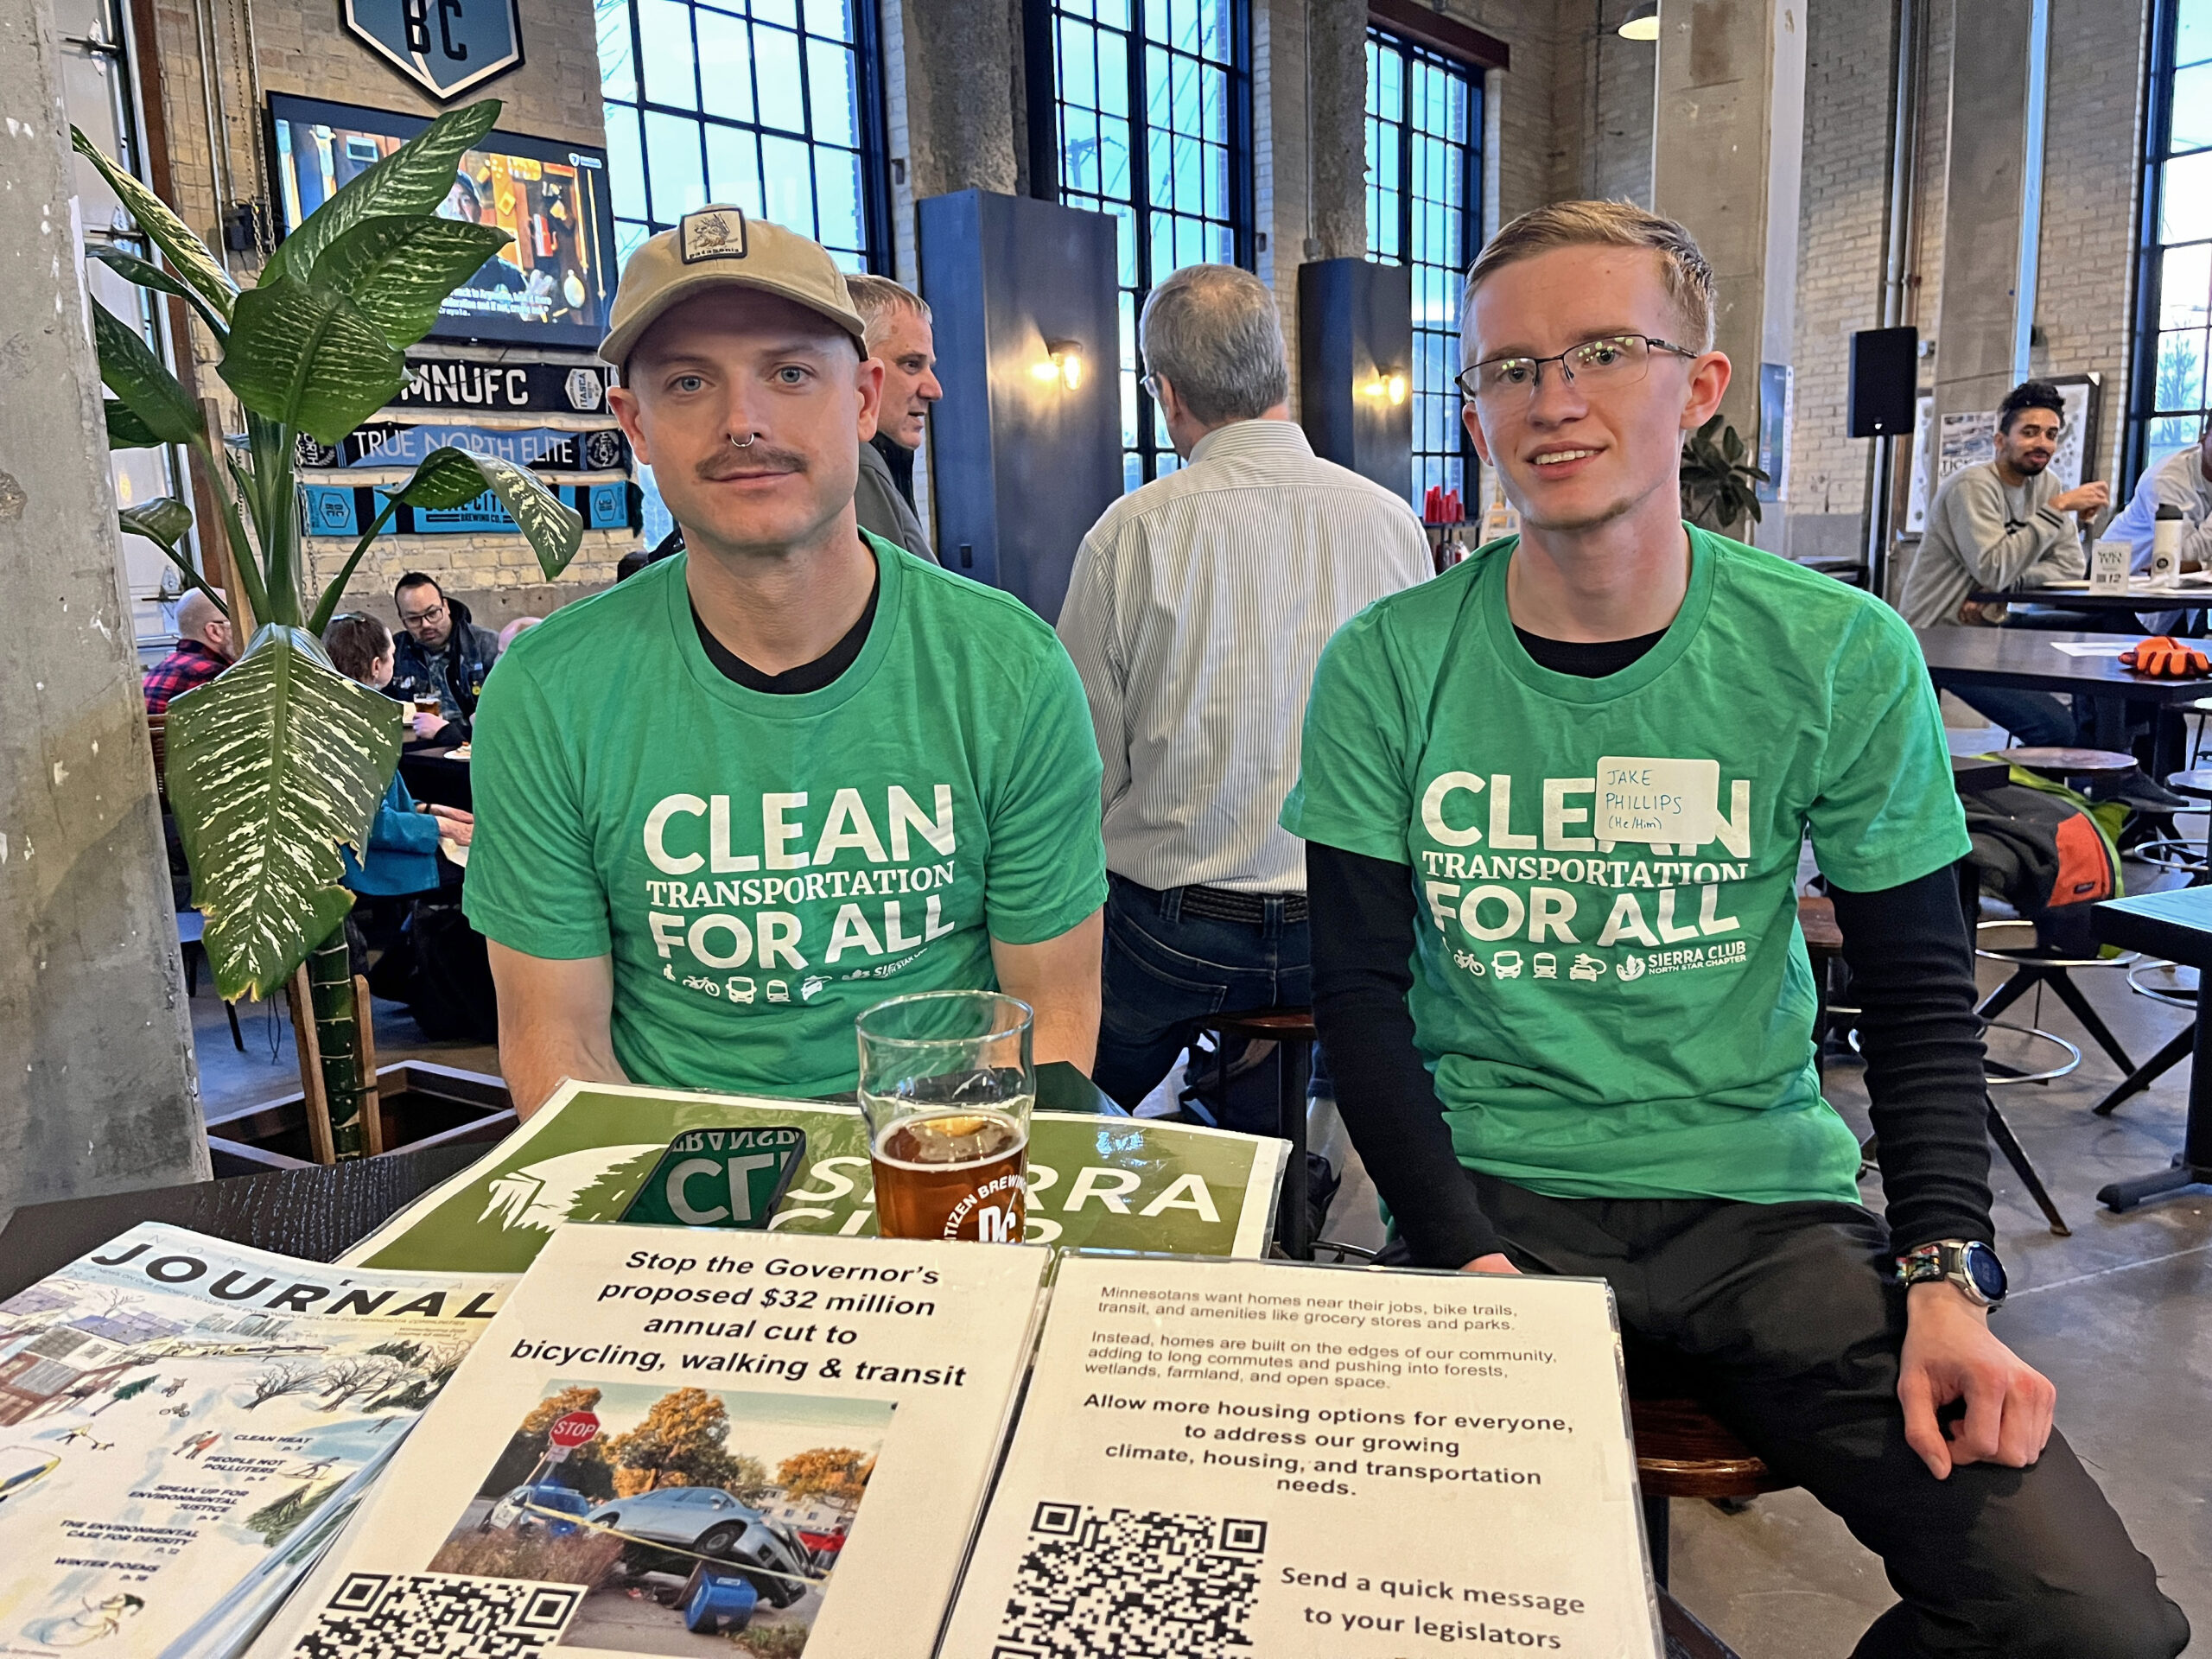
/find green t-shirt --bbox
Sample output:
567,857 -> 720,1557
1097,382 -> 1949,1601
465,535 -> 1108,1097
1281,525 -> 1971,1207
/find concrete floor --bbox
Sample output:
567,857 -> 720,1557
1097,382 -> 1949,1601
180,728 -> 2211,1654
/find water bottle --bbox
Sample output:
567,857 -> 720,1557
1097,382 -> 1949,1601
2153,502 -> 2183,588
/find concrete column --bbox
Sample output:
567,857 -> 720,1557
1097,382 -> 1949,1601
0,0 -> 209,1216
901,0 -> 1021,202
1653,0 -> 1808,552
1931,0 -> 2047,428
1306,0 -> 1369,262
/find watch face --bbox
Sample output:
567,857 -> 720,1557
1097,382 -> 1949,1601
1962,1243 -> 2007,1301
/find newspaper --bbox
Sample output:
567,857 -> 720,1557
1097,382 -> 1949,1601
340,1082 -> 1286,1272
0,1224 -> 512,1659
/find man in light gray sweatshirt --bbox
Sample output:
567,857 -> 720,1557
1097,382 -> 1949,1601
1900,379 -> 2184,810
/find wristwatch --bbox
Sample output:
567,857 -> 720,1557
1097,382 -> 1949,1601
1895,1240 -> 2007,1308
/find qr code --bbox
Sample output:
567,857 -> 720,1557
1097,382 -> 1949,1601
291,1573 -> 582,1659
993,1502 -> 1267,1658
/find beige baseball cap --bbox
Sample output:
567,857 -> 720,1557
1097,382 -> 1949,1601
600,207 -> 868,370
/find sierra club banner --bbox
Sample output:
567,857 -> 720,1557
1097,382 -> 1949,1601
340,1083 -> 1286,1273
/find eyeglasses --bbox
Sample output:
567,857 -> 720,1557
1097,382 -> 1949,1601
1457,334 -> 1699,407
399,601 -> 448,627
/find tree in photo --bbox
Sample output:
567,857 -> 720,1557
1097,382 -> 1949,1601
365,1340 -> 467,1414
607,1387 -> 743,1496
775,1447 -> 875,1511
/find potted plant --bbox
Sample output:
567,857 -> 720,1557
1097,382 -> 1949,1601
81,99 -> 582,1157
1678,414 -> 1770,538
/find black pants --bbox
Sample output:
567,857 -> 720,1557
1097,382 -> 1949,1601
1448,1174 -> 2188,1658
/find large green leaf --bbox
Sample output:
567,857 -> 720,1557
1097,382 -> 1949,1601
308,215 -> 514,348
92,296 -> 204,445
118,497 -> 194,548
451,451 -> 585,579
72,126 -> 237,324
105,398 -> 164,449
263,100 -> 502,287
91,246 -> 230,341
165,625 -> 404,1002
219,277 -> 408,442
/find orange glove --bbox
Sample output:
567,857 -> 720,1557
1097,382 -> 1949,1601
2120,636 -> 2211,677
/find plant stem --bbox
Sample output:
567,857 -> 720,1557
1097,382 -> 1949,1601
192,435 -> 272,625
305,928 -> 370,1159
307,497 -> 402,636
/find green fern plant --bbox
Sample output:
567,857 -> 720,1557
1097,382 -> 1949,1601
83,99 -> 583,1155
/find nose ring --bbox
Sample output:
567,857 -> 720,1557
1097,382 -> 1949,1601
729,432 -> 758,449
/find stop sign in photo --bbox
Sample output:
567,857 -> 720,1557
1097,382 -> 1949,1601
548,1410 -> 601,1449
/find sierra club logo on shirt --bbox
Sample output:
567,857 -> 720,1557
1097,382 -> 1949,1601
1414,758 -> 1753,985
640,785 -> 963,1006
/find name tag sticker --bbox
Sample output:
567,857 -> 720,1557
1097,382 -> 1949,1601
1595,756 -> 1719,845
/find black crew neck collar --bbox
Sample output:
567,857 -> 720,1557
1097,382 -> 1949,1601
692,563 -> 882,694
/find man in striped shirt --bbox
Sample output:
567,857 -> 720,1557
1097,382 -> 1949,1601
1057,264 -> 1433,1124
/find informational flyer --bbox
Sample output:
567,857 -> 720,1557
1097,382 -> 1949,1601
0,1225 -> 511,1659
340,1084 -> 1284,1272
940,1252 -> 1662,1658
255,1225 -> 1051,1659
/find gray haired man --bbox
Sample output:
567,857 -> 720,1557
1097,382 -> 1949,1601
1057,263 -> 1432,1126
845,273 -> 939,562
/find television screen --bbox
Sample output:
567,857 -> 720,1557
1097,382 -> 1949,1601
268,93 -> 618,351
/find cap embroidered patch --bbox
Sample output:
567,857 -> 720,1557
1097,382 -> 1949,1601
678,208 -> 749,263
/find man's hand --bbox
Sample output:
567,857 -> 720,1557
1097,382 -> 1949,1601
412,709 -> 451,742
1460,1253 -> 1520,1274
1897,1281 -> 2055,1479
2050,480 -> 2110,516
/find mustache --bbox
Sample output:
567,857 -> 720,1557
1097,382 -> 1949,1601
696,444 -> 809,481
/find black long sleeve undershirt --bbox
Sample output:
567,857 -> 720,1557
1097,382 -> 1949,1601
1308,847 -> 1995,1266
1311,624 -> 1993,1268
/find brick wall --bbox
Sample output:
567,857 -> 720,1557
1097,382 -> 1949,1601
141,0 -> 624,622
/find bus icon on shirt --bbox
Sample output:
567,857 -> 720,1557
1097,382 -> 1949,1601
1533,953 -> 1559,979
1491,950 -> 1523,979
766,981 -> 791,1003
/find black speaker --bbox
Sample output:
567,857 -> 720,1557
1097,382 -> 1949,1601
1848,327 -> 1918,437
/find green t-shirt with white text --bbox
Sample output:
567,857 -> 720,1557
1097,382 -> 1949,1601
465,536 -> 1108,1097
1281,526 -> 1971,1207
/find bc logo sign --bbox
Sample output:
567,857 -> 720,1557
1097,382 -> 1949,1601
341,0 -> 524,101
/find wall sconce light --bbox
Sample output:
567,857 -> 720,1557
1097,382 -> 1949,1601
1362,372 -> 1409,405
1618,2 -> 1659,41
1033,340 -> 1084,390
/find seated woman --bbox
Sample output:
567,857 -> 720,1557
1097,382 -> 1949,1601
322,612 -> 474,896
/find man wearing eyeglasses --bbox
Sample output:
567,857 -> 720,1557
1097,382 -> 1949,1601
1284,200 -> 2184,1656
390,572 -> 503,744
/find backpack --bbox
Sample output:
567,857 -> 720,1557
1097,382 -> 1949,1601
1960,774 -> 2123,955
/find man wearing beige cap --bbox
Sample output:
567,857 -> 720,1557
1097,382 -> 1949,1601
463,208 -> 1108,1113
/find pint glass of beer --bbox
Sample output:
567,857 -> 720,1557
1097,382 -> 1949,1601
856,991 -> 1033,1243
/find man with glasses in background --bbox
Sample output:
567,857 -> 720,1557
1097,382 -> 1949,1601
389,571 -> 503,744
1284,200 -> 2185,1656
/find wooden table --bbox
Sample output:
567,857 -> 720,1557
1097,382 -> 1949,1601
1915,626 -> 2212,778
2090,887 -> 2212,1213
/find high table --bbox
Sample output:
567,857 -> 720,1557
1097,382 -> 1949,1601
1914,626 -> 2212,777
1968,582 -> 2208,622
2089,887 -> 2212,1212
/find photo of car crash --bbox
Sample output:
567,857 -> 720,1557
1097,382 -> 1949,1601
428,1378 -> 893,1656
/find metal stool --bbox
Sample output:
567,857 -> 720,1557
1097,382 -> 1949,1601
2133,768 -> 2212,876
1974,916 -> 2140,1080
